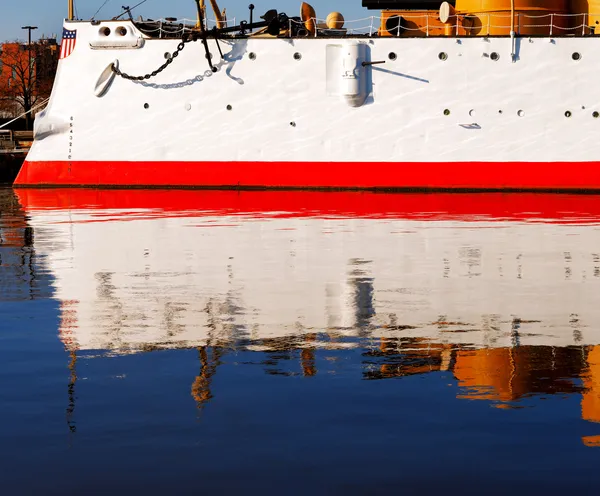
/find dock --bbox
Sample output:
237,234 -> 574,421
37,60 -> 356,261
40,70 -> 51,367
0,130 -> 32,184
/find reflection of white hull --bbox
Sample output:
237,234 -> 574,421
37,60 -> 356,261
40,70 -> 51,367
24,199 -> 600,353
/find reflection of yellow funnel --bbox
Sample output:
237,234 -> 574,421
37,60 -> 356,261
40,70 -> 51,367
582,346 -> 600,423
454,348 -> 519,402
301,2 -> 317,35
582,435 -> 600,447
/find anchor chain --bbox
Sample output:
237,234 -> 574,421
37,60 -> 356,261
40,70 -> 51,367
111,34 -> 195,81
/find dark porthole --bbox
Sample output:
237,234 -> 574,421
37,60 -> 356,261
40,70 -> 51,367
164,52 -> 171,60
248,52 -> 256,60
388,52 -> 397,61
143,103 -> 149,109
593,111 -> 599,118
443,109 -> 450,116
572,52 -> 581,61
290,121 -> 296,127
565,110 -> 572,118
226,105 -> 233,111
490,52 -> 500,61
294,52 -> 302,60
438,52 -> 448,61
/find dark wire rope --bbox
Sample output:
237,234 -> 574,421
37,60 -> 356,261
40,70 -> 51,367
113,0 -> 149,20
91,0 -> 112,20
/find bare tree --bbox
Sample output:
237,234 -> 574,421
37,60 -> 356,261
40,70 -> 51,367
0,41 -> 57,129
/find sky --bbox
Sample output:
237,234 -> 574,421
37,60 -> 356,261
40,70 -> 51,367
0,0 -> 369,42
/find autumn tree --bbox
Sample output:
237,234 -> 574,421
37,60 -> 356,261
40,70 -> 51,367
0,40 -> 58,130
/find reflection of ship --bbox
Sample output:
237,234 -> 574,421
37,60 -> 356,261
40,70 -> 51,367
17,189 -> 600,351
13,189 -> 600,442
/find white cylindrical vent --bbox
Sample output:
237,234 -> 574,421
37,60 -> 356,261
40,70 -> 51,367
326,42 -> 370,108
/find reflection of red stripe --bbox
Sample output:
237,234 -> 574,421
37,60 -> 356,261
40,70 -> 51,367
15,188 -> 600,225
14,159 -> 600,191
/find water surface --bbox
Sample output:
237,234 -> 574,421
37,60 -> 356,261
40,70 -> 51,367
1,188 -> 599,494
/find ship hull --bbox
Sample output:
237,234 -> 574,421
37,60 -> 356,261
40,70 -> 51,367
15,159 -> 600,190
15,19 -> 600,190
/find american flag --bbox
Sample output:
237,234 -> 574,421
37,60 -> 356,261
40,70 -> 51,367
60,28 -> 77,59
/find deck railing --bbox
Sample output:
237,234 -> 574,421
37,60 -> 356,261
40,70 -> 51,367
293,13 -> 600,37
146,13 -> 600,38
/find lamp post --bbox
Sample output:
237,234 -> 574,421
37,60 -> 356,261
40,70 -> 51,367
21,26 -> 38,130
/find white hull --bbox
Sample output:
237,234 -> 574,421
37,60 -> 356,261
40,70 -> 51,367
16,19 -> 600,188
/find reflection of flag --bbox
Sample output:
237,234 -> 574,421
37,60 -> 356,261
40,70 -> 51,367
60,28 -> 77,59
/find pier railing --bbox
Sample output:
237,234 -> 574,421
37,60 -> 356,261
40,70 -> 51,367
0,130 -> 33,153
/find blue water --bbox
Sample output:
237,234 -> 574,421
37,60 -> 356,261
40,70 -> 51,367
1,187 -> 599,495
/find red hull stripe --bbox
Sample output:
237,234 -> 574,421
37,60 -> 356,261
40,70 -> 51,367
14,160 -> 600,190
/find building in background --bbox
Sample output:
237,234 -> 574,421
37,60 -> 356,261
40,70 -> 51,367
0,37 -> 58,129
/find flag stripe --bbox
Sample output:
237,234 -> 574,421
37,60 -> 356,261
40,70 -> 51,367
60,28 -> 77,59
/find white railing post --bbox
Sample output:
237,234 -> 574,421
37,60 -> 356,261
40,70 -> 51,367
550,14 -> 554,36
426,13 -> 430,36
369,16 -> 374,36
583,13 -> 587,35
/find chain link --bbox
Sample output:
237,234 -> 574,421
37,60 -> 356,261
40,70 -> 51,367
111,35 -> 194,81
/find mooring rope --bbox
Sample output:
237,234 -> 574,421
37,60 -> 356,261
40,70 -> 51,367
0,98 -> 49,131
